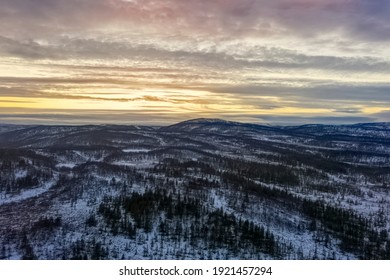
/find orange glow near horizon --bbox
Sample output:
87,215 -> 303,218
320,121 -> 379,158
0,0 -> 389,125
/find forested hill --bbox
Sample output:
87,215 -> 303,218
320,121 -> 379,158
0,119 -> 389,259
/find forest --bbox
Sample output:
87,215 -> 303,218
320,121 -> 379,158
0,119 -> 389,259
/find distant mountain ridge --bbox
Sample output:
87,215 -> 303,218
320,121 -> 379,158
162,118 -> 390,141
0,118 -> 389,148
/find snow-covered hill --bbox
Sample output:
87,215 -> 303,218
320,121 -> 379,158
0,119 -> 389,260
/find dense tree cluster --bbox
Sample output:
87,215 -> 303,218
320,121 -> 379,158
97,189 -> 282,259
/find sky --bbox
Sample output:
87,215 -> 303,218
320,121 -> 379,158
0,0 -> 389,125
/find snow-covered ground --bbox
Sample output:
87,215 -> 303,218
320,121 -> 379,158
0,179 -> 57,205
0,120 -> 389,260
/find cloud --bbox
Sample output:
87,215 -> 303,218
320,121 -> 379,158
2,35 -> 390,78
211,83 -> 390,104
332,108 -> 363,114
0,0 -> 388,42
1,106 -> 386,126
0,36 -> 58,59
371,110 -> 390,122
0,107 -> 196,125
250,115 -> 377,125
0,1 -> 389,125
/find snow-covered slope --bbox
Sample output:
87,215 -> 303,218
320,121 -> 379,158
0,120 -> 389,260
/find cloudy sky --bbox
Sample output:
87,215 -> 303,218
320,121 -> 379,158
0,0 -> 389,125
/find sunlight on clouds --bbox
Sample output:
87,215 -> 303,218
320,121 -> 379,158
0,0 -> 389,124
362,107 -> 390,114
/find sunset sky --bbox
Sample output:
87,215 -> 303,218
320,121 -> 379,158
0,0 -> 389,125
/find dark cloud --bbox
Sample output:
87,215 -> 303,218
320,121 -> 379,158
0,0 -> 388,41
332,108 -> 363,114
0,108 -> 195,126
0,36 -> 59,59
0,0 -> 112,38
251,115 -> 377,125
371,110 -> 390,122
212,83 -> 390,104
353,0 -> 390,40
